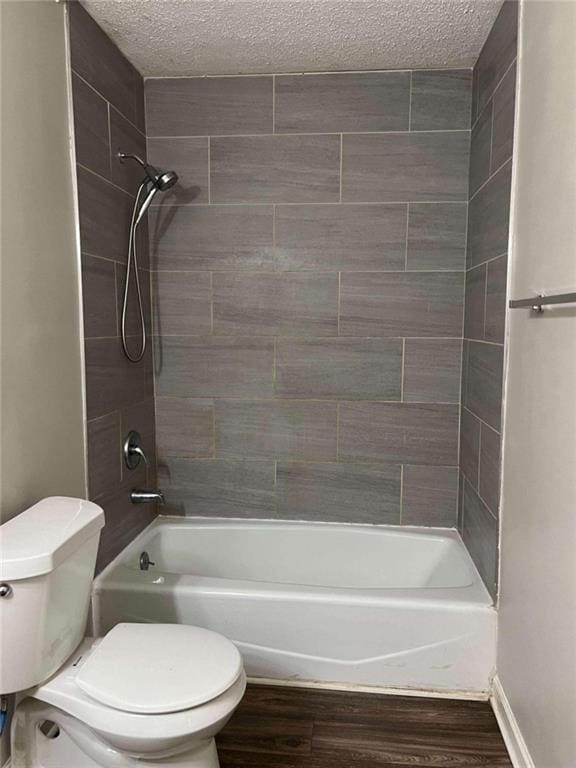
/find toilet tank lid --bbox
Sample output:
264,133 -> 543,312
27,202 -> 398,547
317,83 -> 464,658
0,497 -> 104,580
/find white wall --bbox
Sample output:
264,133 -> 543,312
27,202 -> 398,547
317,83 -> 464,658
497,2 -> 576,766
0,0 -> 87,526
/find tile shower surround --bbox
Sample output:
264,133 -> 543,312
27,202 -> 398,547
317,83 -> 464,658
459,1 -> 518,599
146,67 -> 473,531
68,1 -> 157,571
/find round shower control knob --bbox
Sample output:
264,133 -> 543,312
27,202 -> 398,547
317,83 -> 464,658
0,583 -> 13,598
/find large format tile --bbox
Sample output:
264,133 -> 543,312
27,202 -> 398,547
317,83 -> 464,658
87,412 -> 121,499
275,338 -> 402,400
81,253 -> 117,338
275,204 -> 407,271
151,271 -> 212,335
464,264 -> 487,341
342,132 -> 469,203
485,255 -> 508,343
276,462 -> 401,524
69,1 -> 140,126
465,341 -> 504,430
339,272 -> 463,337
467,160 -> 512,268
154,337 -> 274,398
145,76 -> 273,137
410,70 -> 472,131
403,339 -> 462,404
476,0 -> 518,115
147,137 -> 209,205
406,203 -> 467,271
459,407 -> 481,487
85,337 -> 152,420
149,205 -> 274,271
491,62 -> 516,171
479,423 -> 501,516
213,272 -> 338,336
77,166 -> 133,263
155,397 -> 214,458
402,465 -> 459,527
462,479 -> 498,598
339,402 -> 459,466
469,102 -> 492,196
109,106 -> 147,194
216,400 -> 337,461
158,458 -> 275,518
72,73 -> 110,179
211,135 -> 340,203
275,72 -> 410,133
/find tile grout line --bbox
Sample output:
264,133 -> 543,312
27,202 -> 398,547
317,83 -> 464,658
148,200 -> 469,208
469,156 -> 512,204
462,405 -> 501,436
466,251 -> 507,272
72,69 -> 145,138
77,161 -> 135,199
471,56 -> 517,132
146,128 -> 471,140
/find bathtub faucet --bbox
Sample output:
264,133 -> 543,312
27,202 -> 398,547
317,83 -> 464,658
131,489 -> 165,505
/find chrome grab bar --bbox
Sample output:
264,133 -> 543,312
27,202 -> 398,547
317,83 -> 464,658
509,292 -> 576,313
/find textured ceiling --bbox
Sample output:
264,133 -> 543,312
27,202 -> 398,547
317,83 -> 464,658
81,0 -> 503,78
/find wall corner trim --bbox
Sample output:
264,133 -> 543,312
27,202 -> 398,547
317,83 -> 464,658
490,675 -> 535,768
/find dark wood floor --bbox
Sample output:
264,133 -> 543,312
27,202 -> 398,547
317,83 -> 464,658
216,684 -> 512,767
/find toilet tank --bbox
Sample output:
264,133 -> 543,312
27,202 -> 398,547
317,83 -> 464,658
0,497 -> 104,694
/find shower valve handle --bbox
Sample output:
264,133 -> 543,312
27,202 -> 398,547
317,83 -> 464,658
124,430 -> 149,470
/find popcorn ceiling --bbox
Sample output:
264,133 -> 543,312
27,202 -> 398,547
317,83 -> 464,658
81,0 -> 503,78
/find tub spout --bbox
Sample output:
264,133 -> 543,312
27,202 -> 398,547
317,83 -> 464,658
131,489 -> 165,505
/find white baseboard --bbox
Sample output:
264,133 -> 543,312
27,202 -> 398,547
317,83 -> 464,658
491,675 -> 535,768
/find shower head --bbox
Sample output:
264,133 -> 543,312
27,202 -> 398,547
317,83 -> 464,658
154,169 -> 178,191
118,152 -> 179,191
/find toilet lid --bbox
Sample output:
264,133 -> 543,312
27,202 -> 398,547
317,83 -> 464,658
75,623 -> 243,714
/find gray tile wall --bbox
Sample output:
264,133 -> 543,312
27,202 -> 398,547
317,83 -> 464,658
69,2 -> 157,571
459,1 -> 518,599
146,67 -> 472,528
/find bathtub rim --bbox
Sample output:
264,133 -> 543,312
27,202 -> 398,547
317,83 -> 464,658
93,515 -> 494,609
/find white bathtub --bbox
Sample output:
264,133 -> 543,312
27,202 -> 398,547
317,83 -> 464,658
92,517 -> 496,694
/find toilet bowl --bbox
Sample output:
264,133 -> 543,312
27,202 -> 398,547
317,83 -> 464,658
12,624 -> 246,767
0,498 -> 246,768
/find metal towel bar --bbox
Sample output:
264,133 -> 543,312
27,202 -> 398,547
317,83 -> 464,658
509,292 -> 576,313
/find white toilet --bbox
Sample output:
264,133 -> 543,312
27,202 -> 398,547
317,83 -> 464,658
0,497 -> 246,767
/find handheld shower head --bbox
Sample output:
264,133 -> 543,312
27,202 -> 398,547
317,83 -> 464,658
117,152 -> 179,192
118,152 -> 180,364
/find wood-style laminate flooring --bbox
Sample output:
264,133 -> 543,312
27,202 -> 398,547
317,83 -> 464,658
216,684 -> 513,767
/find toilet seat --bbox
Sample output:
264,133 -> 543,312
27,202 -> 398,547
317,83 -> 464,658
76,623 -> 243,714
29,630 -> 246,745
